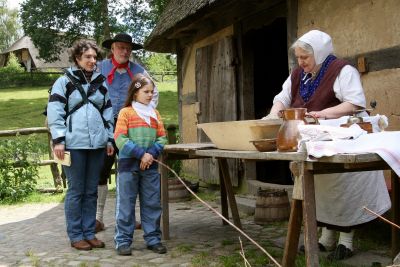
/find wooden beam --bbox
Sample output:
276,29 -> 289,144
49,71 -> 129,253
287,0 -> 298,71
302,164 -> 319,267
346,45 -> 400,73
392,170 -> 400,259
282,199 -> 303,267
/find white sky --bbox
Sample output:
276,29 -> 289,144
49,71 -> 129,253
7,0 -> 23,10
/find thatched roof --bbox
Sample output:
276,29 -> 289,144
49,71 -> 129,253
1,36 -> 70,69
145,0 -> 224,53
145,0 -> 284,53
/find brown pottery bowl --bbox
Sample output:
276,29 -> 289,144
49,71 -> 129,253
249,138 -> 277,152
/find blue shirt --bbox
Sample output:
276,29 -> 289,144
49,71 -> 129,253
98,59 -> 158,118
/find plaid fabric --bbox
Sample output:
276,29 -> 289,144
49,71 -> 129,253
115,107 -> 167,160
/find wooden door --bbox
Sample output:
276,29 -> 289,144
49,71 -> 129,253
195,36 -> 239,185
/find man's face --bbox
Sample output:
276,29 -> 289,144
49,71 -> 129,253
111,42 -> 132,64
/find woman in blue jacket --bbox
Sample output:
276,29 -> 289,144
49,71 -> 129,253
47,39 -> 114,251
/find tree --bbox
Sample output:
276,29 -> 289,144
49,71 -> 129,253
144,53 -> 176,73
20,0 -> 170,62
0,0 -> 21,51
20,0 -> 123,62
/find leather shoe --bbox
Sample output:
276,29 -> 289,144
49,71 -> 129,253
327,244 -> 353,261
71,240 -> 92,251
135,221 -> 141,230
299,242 -> 331,253
95,219 -> 105,233
86,238 -> 105,248
147,243 -> 167,254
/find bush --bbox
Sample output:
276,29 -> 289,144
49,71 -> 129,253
0,136 -> 42,203
0,52 -> 24,73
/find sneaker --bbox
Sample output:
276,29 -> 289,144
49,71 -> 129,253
147,243 -> 167,254
327,244 -> 353,261
117,245 -> 132,256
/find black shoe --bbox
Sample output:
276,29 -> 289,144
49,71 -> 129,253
147,243 -> 167,254
299,242 -> 328,253
327,244 -> 353,261
117,245 -> 132,256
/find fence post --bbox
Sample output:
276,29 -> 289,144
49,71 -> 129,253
166,124 -> 177,144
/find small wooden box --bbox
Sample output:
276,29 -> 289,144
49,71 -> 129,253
340,122 -> 372,133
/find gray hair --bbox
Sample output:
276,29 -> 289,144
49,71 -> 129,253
290,40 -> 314,55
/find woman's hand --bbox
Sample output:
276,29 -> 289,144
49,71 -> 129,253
140,153 -> 154,170
106,143 -> 114,156
53,144 -> 65,160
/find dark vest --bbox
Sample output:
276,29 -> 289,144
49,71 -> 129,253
290,59 -> 349,111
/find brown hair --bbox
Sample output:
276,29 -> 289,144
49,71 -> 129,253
124,73 -> 155,107
68,39 -> 102,66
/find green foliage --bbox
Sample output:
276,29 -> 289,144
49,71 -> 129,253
0,0 -> 21,51
145,53 -> 176,72
0,52 -> 24,73
0,135 -> 41,203
20,0 -> 170,62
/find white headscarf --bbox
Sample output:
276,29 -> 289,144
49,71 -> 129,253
298,30 -> 334,65
132,101 -> 158,126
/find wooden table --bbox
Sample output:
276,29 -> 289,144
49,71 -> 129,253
161,143 -> 399,266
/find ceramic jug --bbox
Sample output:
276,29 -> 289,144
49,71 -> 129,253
276,108 -> 318,152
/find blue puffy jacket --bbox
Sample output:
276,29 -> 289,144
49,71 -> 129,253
47,67 -> 114,149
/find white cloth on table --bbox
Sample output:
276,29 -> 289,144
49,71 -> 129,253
297,116 -> 392,227
298,115 -> 388,143
303,131 -> 400,177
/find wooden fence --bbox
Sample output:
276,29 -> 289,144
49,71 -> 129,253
0,124 -> 178,191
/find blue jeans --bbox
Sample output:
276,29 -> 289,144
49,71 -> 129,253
115,168 -> 162,248
63,149 -> 105,243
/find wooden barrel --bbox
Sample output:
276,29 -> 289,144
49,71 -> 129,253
168,178 -> 190,202
254,189 -> 290,224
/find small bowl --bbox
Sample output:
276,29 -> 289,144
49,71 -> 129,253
249,138 -> 277,152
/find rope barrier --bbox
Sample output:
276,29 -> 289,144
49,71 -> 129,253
155,159 -> 282,267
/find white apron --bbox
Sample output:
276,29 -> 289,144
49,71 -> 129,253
314,171 -> 391,226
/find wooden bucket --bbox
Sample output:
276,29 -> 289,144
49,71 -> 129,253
254,189 -> 290,224
168,178 -> 190,202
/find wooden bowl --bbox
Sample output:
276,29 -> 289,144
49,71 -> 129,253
197,120 -> 281,151
250,138 -> 277,152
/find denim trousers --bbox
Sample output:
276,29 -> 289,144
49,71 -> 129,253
63,148 -> 105,243
115,167 -> 162,249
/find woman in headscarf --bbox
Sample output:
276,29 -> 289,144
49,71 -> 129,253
264,30 -> 391,261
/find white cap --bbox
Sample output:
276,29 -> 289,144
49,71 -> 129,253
298,30 -> 334,65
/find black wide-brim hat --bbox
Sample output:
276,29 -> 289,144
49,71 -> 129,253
102,33 -> 143,50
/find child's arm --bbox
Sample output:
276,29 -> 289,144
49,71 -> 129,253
147,111 -> 167,158
114,109 -> 146,160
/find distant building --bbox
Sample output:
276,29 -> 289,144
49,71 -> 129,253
0,36 -> 69,71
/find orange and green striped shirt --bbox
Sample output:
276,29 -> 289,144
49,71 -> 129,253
114,106 -> 167,171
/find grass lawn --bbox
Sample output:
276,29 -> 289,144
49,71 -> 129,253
0,81 -> 178,202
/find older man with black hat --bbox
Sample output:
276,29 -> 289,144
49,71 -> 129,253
95,33 -> 159,234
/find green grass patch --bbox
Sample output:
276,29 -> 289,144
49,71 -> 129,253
191,251 -> 210,267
